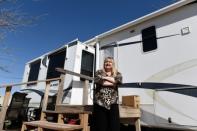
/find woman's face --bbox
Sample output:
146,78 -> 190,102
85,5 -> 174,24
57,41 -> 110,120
104,58 -> 113,71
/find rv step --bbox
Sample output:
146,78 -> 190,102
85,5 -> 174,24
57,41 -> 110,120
21,121 -> 83,131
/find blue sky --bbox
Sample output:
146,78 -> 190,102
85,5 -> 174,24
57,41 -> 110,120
0,0 -> 178,85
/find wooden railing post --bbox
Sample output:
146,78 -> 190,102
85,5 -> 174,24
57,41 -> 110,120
83,80 -> 89,105
80,113 -> 89,131
135,118 -> 141,131
40,81 -> 50,120
0,86 -> 12,130
56,74 -> 65,105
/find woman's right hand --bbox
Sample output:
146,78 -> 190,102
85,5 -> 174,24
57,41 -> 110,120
103,80 -> 114,86
102,76 -> 115,84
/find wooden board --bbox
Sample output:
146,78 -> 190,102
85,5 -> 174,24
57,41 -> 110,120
122,95 -> 140,108
55,105 -> 140,117
22,121 -> 83,131
55,105 -> 92,114
119,106 -> 141,118
0,86 -> 12,130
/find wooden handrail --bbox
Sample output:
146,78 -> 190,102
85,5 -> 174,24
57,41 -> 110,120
0,68 -> 93,130
0,77 -> 62,130
0,68 -> 93,88
56,68 -> 94,81
0,77 -> 61,88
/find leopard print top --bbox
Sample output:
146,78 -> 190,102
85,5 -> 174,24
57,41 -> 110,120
94,70 -> 122,110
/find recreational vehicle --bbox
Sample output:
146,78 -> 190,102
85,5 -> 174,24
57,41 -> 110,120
22,0 -> 197,130
21,40 -> 95,107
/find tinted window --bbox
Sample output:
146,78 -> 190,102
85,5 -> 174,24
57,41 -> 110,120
28,59 -> 41,83
80,50 -> 94,78
142,26 -> 157,52
47,48 -> 66,79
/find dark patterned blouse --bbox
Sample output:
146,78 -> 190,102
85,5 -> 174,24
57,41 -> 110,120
94,70 -> 122,110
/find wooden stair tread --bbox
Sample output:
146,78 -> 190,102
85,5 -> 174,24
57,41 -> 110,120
43,109 -> 91,114
23,121 -> 83,130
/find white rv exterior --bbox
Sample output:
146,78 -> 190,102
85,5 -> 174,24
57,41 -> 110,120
21,40 -> 95,107
21,0 -> 197,130
0,95 -> 3,106
85,0 -> 197,130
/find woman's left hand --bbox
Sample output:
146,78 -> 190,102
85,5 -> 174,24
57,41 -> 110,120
102,77 -> 116,84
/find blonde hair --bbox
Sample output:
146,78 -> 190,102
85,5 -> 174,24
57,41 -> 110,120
103,57 -> 117,77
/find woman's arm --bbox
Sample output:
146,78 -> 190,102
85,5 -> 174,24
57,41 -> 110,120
94,70 -> 103,85
103,72 -> 122,84
103,80 -> 114,86
114,72 -> 123,85
102,76 -> 116,84
94,70 -> 122,86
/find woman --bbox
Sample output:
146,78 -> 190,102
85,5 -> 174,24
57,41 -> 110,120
93,57 -> 122,131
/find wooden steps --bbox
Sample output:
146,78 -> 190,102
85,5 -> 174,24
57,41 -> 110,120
21,121 -> 83,131
21,106 -> 90,131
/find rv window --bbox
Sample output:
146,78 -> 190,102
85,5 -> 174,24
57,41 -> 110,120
46,48 -> 66,79
28,59 -> 41,83
81,50 -> 94,79
141,26 -> 157,52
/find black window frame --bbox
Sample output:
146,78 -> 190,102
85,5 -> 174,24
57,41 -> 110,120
80,50 -> 94,80
141,26 -> 157,52
27,59 -> 41,85
46,48 -> 67,79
